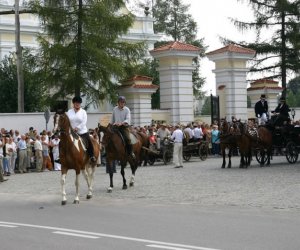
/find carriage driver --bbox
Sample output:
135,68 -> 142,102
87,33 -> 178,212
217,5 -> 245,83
110,96 -> 135,160
67,96 -> 96,163
255,94 -> 269,125
270,97 -> 291,126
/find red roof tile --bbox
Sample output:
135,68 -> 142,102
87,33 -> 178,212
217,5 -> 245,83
251,78 -> 278,85
206,44 -> 256,56
119,84 -> 159,89
132,84 -> 159,89
247,86 -> 283,91
151,41 -> 200,52
122,75 -> 153,83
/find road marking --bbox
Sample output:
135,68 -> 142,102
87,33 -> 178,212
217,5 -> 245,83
53,231 -> 99,239
0,221 -> 221,250
0,224 -> 18,228
147,244 -> 192,250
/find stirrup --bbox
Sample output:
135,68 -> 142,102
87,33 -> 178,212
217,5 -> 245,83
54,158 -> 61,164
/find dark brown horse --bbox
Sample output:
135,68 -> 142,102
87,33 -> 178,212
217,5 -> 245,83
219,119 -> 238,168
53,111 -> 100,205
220,118 -> 252,168
97,123 -> 149,192
238,120 -> 273,166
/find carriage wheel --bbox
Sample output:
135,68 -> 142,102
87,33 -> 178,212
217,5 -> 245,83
199,143 -> 208,161
255,150 -> 267,165
163,151 -> 172,165
183,152 -> 191,161
285,141 -> 298,164
147,154 -> 156,166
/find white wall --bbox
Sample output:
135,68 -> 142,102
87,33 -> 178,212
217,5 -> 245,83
0,112 -> 111,135
1,108 -> 300,135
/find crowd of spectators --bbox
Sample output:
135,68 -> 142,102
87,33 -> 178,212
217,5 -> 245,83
0,121 -> 222,182
131,121 -> 220,156
0,127 -> 62,182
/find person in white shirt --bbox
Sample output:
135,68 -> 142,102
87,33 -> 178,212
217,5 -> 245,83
193,123 -> 203,142
171,124 -> 184,168
6,137 -> 17,174
34,135 -> 43,172
67,96 -> 96,163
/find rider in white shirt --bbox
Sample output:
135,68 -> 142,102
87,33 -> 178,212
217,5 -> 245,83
67,96 -> 96,163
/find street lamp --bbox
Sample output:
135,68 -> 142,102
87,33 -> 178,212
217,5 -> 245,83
291,109 -> 295,121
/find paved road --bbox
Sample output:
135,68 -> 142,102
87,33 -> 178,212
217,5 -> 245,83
1,155 -> 300,210
1,155 -> 300,250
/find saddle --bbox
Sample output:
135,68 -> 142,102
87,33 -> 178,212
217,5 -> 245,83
70,130 -> 87,151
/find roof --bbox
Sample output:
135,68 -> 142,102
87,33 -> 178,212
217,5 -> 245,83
251,78 -> 278,85
247,86 -> 283,91
119,84 -> 159,89
151,41 -> 200,52
206,44 -> 256,56
122,75 -> 153,83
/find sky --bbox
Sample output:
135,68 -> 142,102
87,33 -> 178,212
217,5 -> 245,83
182,0 -> 257,95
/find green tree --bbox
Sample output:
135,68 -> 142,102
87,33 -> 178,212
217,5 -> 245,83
227,0 -> 300,98
287,76 -> 300,106
29,0 -> 145,106
201,96 -> 211,116
0,51 -> 47,112
152,0 -> 207,99
287,76 -> 300,95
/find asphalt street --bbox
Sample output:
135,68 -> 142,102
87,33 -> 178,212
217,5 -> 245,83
1,155 -> 300,250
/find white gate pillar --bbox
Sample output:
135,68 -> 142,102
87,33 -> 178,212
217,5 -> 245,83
207,44 -> 255,121
150,41 -> 200,125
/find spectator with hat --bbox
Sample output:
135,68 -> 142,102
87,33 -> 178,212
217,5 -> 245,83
255,94 -> 269,125
156,123 -> 171,151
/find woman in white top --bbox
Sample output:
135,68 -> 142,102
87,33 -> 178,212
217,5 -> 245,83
6,137 -> 17,174
67,96 -> 96,163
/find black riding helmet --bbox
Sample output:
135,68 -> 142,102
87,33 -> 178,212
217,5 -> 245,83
72,96 -> 82,103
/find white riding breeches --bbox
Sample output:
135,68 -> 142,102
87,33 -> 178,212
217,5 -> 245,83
258,113 -> 268,125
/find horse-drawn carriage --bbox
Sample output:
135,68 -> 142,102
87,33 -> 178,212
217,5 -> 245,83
182,140 -> 209,161
220,117 -> 300,168
146,137 -> 174,165
256,124 -> 300,164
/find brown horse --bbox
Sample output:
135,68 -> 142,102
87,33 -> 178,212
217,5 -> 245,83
97,123 -> 149,192
238,120 -> 273,166
252,126 -> 273,166
219,119 -> 238,168
53,111 -> 100,205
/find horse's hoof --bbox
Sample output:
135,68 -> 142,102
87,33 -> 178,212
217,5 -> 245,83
86,194 -> 92,199
129,182 -> 134,187
107,187 -> 113,193
73,200 -> 79,204
61,200 -> 67,206
122,185 -> 128,190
